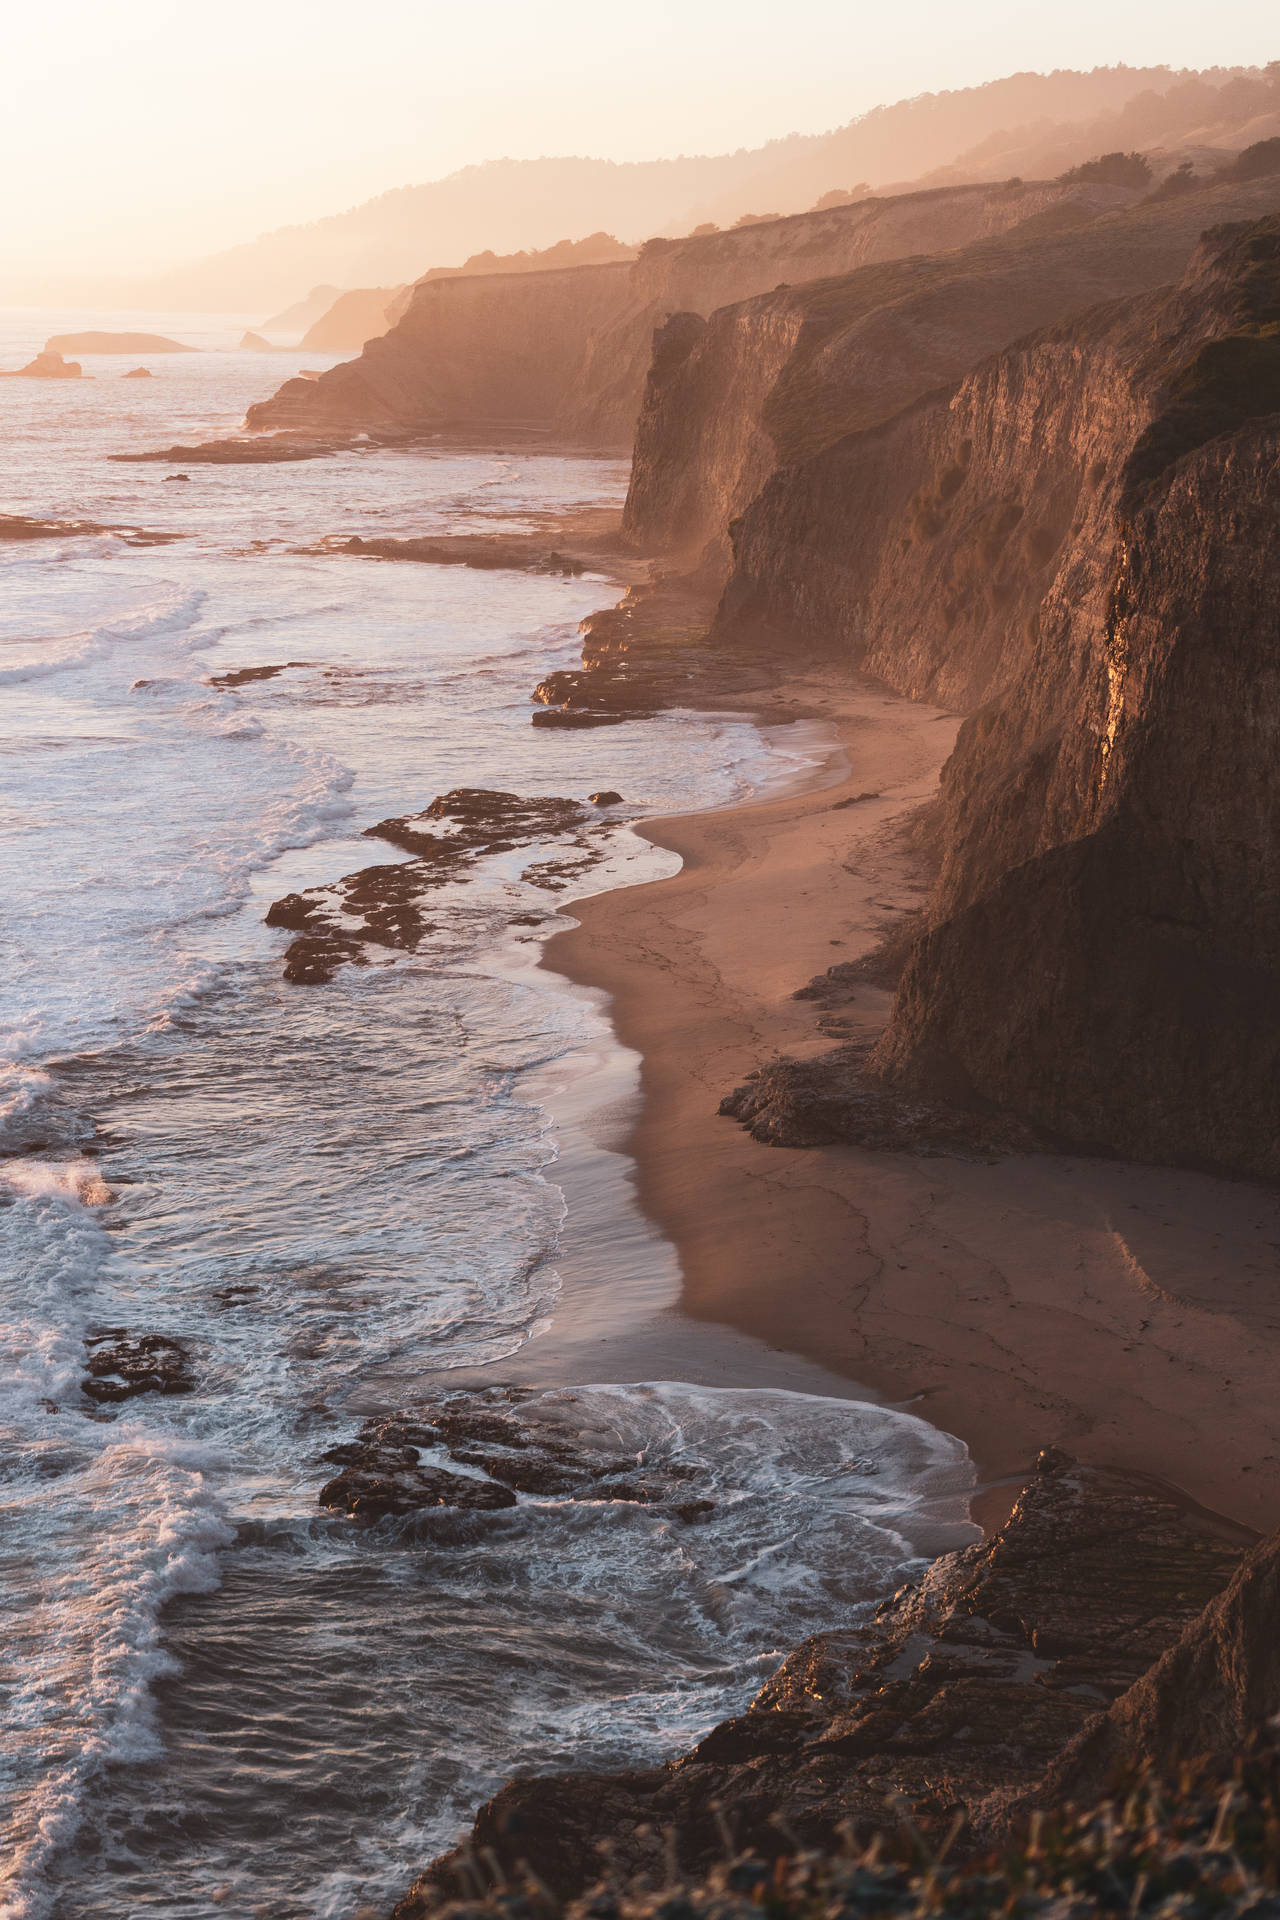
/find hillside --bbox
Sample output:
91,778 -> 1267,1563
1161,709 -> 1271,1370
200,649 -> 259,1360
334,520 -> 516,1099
909,63 -> 1280,189
126,66 -> 1216,309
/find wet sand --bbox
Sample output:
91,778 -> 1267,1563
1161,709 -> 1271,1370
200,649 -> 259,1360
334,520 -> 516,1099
540,665 -> 1280,1534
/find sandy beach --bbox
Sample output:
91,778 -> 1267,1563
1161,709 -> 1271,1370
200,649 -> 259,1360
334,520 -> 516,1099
542,666 -> 1280,1535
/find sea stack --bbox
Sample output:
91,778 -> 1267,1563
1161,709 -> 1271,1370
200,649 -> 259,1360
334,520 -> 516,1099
2,350 -> 83,379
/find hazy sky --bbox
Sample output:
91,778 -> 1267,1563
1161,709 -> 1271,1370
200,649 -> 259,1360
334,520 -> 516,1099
1,0 -> 1275,284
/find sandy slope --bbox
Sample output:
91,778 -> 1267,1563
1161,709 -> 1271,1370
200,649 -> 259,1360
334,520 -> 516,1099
544,669 -> 1280,1532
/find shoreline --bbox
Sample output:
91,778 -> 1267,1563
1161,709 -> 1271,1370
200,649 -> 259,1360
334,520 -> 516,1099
536,662 -> 1280,1536
406,716 -> 914,1412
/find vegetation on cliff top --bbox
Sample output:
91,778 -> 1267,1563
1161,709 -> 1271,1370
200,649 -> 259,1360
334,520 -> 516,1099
409,1751 -> 1280,1920
1124,216 -> 1280,503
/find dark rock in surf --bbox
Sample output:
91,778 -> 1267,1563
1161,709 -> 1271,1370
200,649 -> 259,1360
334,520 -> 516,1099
208,660 -> 311,688
675,1500 -> 716,1523
112,435 -> 338,465
526,577 -> 773,728
587,790 -> 624,805
1,513 -> 112,541
81,1331 -> 195,1402
266,788 -> 606,983
530,707 -> 636,728
365,788 -> 588,856
329,534 -> 586,574
319,1463 -> 518,1519
322,1389 -> 713,1519
123,367 -> 153,378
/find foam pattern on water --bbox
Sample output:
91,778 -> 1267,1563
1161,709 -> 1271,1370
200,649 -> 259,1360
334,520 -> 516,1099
0,309 -> 970,1920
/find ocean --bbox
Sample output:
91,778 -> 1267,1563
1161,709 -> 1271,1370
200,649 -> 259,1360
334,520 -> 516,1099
0,310 -> 976,1918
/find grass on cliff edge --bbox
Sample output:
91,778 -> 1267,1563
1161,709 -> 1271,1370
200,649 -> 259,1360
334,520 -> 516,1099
411,1748 -> 1280,1920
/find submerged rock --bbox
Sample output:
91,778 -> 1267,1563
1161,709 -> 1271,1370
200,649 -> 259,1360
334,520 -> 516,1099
81,1331 -> 196,1402
319,1388 -> 712,1522
319,1461 -> 518,1519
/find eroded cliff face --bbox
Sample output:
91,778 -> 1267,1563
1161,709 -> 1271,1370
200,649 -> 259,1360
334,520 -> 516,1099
243,179 -> 1134,442
626,173 -> 1280,567
721,212 -> 1280,1179
247,262 -> 638,432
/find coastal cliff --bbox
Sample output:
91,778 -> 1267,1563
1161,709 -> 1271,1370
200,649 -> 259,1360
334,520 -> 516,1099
708,213 -> 1280,1178
625,170 -> 1280,567
245,179 -> 1136,442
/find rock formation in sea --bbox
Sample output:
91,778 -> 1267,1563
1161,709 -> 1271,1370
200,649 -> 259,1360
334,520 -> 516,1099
243,178 -> 1145,442
1,350 -> 83,379
44,331 -> 193,353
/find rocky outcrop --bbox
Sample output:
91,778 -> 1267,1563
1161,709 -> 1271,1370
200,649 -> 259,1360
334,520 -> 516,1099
247,261 -> 637,434
112,435 -> 341,464
1043,1528 -> 1280,1803
396,1753 -> 1280,1920
263,787 -> 608,982
627,171 -> 1280,568
1,351 -> 82,379
318,1388 -> 717,1522
81,1331 -> 195,1402
528,578 -> 776,728
243,179 -> 1137,443
0,512 -> 181,545
396,1454 -> 1252,1910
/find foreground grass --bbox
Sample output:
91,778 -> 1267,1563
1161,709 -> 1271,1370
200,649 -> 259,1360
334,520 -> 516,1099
414,1749 -> 1280,1920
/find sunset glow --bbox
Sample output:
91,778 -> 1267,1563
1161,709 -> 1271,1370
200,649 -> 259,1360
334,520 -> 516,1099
0,0 -> 1275,293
